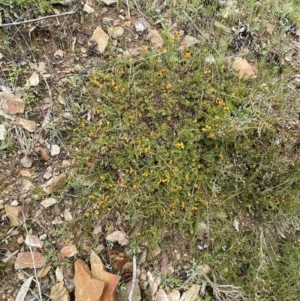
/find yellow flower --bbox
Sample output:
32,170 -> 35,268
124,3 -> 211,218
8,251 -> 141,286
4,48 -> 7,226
142,171 -> 149,177
175,142 -> 184,149
141,45 -> 148,52
183,51 -> 191,58
166,83 -> 172,89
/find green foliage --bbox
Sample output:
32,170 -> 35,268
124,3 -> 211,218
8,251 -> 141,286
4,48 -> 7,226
66,15 -> 300,298
72,34 -> 299,230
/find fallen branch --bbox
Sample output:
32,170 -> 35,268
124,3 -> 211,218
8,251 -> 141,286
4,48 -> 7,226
0,10 -> 78,27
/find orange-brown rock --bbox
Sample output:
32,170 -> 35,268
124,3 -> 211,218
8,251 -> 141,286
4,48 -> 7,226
5,204 -> 23,226
74,259 -> 105,301
0,92 -> 25,114
90,250 -> 120,301
15,252 -> 47,269
61,245 -> 78,257
48,173 -> 67,193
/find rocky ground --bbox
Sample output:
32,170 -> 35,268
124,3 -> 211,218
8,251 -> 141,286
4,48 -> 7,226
1,1 -> 300,301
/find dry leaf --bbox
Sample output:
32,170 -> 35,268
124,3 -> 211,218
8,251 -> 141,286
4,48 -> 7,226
15,276 -> 34,301
106,230 -> 130,246
54,49 -> 64,58
55,266 -> 64,282
37,264 -> 52,278
25,73 -> 39,87
20,170 -> 32,177
232,57 -> 257,78
50,282 -> 70,301
58,94 -> 66,105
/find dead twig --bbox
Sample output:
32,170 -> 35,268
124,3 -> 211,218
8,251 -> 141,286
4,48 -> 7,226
128,255 -> 137,301
125,0 -> 131,18
0,10 -> 78,27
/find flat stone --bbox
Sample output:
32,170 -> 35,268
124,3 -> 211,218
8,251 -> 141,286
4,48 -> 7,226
43,171 -> 52,179
156,289 -> 169,301
5,204 -> 23,226
83,3 -> 94,14
167,290 -> 181,301
17,236 -> 24,244
50,144 -> 60,156
124,21 -> 132,28
15,117 -> 36,132
25,235 -> 43,248
47,173 -> 67,193
0,92 -> 25,114
63,209 -> 73,221
147,30 -> 163,48
135,18 -> 148,33
61,245 -> 78,257
106,230 -> 130,246
41,197 -> 57,208
22,179 -> 33,191
108,26 -> 124,39
20,155 -> 33,168
89,26 -> 109,53
20,169 -> 32,177
15,252 -> 47,269
103,17 -> 114,25
74,259 -> 105,301
102,0 -> 117,5
40,234 -> 47,240
179,284 -> 200,301
90,250 -> 120,301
